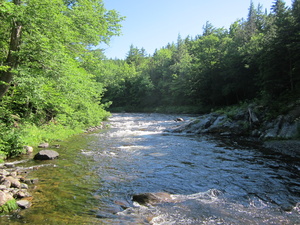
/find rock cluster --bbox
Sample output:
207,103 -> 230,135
37,142 -> 60,149
170,106 -> 300,139
0,168 -> 34,210
0,142 -> 60,213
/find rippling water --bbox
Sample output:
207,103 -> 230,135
3,113 -> 300,224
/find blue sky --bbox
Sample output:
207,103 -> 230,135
102,0 -> 292,59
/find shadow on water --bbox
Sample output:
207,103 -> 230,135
1,113 -> 300,224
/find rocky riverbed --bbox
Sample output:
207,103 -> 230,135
0,144 -> 60,214
0,160 -> 36,212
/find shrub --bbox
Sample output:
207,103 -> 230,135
0,199 -> 19,214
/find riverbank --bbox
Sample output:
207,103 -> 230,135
169,104 -> 300,157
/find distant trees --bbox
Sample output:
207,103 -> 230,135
102,0 -> 300,112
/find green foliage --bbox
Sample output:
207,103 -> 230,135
0,199 -> 18,214
102,1 -> 300,116
20,123 -> 83,147
215,104 -> 244,118
0,125 -> 24,159
0,97 -> 24,159
0,0 -> 122,157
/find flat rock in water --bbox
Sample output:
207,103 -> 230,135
17,200 -> 31,209
38,143 -> 49,148
34,150 -> 59,160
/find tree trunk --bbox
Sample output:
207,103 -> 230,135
0,0 -> 22,98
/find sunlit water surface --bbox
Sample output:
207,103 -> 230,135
2,113 -> 300,224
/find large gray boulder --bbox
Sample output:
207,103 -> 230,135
34,150 -> 59,160
260,115 -> 299,139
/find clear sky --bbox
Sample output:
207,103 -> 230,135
101,0 -> 292,59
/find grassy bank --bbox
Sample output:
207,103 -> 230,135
0,114 -> 110,162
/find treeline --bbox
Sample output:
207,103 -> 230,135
0,0 -> 123,157
101,0 -> 300,113
0,0 -> 299,158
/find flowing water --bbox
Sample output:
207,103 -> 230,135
2,113 -> 300,224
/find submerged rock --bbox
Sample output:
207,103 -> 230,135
38,143 -> 49,148
34,150 -> 59,160
132,192 -> 174,205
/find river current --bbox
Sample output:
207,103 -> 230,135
2,113 -> 300,224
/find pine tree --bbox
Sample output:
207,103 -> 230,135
259,0 -> 295,97
246,0 -> 257,37
290,0 -> 300,91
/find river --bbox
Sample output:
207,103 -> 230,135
2,113 -> 300,224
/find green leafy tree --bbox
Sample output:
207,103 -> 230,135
0,0 -> 123,157
100,59 -> 138,108
0,0 -> 22,98
0,0 -> 123,97
147,47 -> 174,106
169,35 -> 193,105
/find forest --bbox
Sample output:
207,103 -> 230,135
0,0 -> 299,158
